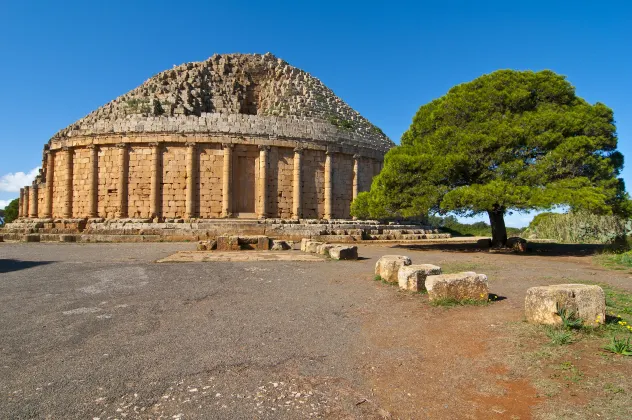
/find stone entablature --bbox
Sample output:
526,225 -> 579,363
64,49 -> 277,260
52,113 -> 392,155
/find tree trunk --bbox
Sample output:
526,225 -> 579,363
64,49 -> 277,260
487,205 -> 508,248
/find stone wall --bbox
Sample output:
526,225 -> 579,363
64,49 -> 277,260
198,144 -> 224,218
72,147 -> 92,217
98,146 -> 120,219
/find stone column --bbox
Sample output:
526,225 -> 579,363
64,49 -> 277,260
29,184 -> 38,218
18,188 -> 24,218
87,145 -> 99,218
43,150 -> 54,218
353,154 -> 360,200
185,142 -> 197,220
149,142 -> 162,220
62,146 -> 73,218
222,144 -> 234,218
324,150 -> 333,220
23,187 -> 30,219
258,145 -> 269,219
292,147 -> 302,220
116,143 -> 128,219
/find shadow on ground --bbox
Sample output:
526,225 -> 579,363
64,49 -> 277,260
0,259 -> 54,273
392,242 -> 611,257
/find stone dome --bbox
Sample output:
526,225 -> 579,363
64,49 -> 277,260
52,53 -> 394,153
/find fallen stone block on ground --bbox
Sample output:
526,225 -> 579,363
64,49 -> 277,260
197,239 -> 217,251
398,264 -> 442,292
305,240 -> 324,253
375,255 -> 412,283
317,243 -> 336,256
425,272 -> 489,302
507,237 -> 527,252
329,245 -> 358,260
525,284 -> 605,327
271,240 -> 292,251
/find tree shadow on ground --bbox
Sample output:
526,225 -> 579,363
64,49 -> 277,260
0,259 -> 54,274
392,242 -> 610,257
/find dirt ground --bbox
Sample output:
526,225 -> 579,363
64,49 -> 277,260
1,242 -> 631,419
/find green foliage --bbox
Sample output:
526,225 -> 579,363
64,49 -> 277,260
350,191 -> 371,219
604,336 -> 632,355
524,211 -> 629,244
328,116 -> 354,130
359,69 -> 630,245
430,297 -> 490,307
427,214 -> 524,237
545,326 -> 574,345
556,303 -> 584,330
2,198 -> 19,224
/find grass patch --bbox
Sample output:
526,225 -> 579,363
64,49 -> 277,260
604,336 -> 632,356
545,326 -> 575,345
595,250 -> 632,270
430,297 -> 489,307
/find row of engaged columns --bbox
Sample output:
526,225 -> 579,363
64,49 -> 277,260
20,143 -> 374,220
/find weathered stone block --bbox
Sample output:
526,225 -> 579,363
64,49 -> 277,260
271,240 -> 291,250
477,238 -> 492,248
316,243 -> 336,256
59,234 -> 76,243
216,235 -> 240,251
525,284 -> 605,327
398,264 -> 442,292
425,272 -> 489,302
329,245 -> 358,260
375,255 -> 412,283
507,237 -> 527,252
305,240 -> 324,253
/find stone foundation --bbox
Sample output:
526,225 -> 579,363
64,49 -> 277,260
1,218 -> 449,243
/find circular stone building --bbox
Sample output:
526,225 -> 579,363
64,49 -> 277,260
17,53 -> 394,222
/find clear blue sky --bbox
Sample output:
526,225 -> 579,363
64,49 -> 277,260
1,0 -> 630,226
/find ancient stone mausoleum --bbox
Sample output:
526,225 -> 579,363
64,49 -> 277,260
16,53 -> 393,222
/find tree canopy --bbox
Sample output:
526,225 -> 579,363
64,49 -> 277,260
352,69 -> 630,246
2,198 -> 19,225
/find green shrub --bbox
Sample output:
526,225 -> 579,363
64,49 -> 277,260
523,211 -> 629,244
545,326 -> 574,345
350,192 -> 371,220
604,336 -> 632,355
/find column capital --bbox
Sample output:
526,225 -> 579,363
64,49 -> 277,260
185,142 -> 197,148
258,145 -> 270,151
148,142 -> 160,148
62,146 -> 72,152
116,143 -> 128,149
326,150 -> 335,156
222,143 -> 234,149
293,145 -> 304,153
353,154 -> 361,160
86,144 -> 98,150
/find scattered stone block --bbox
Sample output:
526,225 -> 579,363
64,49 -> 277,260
398,264 -> 442,292
507,237 -> 527,252
425,272 -> 489,302
329,245 -> 358,260
317,243 -> 336,256
477,238 -> 492,248
271,240 -> 291,251
375,255 -> 412,283
305,241 -> 324,253
525,284 -> 605,327
196,239 -> 217,251
217,235 -> 240,251
300,238 -> 310,252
